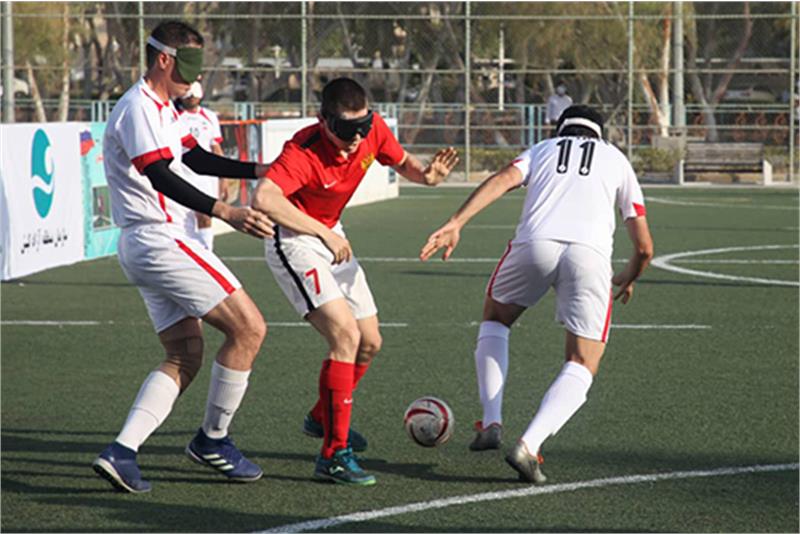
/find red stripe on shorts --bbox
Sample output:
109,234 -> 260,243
175,239 -> 235,295
601,289 -> 613,343
487,241 -> 513,299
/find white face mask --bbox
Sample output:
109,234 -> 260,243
556,85 -> 566,96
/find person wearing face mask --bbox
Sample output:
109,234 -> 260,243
251,77 -> 459,486
176,81 -> 228,251
546,81 -> 573,128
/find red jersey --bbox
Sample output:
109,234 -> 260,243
266,113 -> 404,228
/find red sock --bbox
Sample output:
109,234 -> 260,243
353,362 -> 369,389
319,359 -> 355,458
310,362 -> 370,422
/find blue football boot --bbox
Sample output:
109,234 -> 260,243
185,428 -> 263,482
92,442 -> 152,493
314,447 -> 376,486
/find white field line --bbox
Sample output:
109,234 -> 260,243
610,324 -> 711,330
256,462 -> 799,533
652,245 -> 800,287
224,256 -> 796,266
0,320 -> 109,326
223,256 -> 628,264
646,196 -> 798,211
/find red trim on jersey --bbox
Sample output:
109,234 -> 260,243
601,289 -> 613,343
131,147 -> 174,173
175,239 -> 235,294
157,192 -> 173,223
633,202 -> 647,217
140,87 -> 167,111
181,134 -> 198,150
199,108 -> 214,124
487,241 -> 513,299
511,158 -> 523,165
213,136 -> 223,144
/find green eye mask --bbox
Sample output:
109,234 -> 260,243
147,35 -> 203,84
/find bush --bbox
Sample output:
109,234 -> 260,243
470,147 -> 521,172
632,147 -> 681,175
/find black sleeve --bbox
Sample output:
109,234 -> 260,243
142,159 -> 217,216
182,145 -> 259,178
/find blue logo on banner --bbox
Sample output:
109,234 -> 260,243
31,129 -> 55,218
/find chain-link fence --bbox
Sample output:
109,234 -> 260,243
2,1 -> 798,181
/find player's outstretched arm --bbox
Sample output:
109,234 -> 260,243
419,165 -> 523,261
612,216 -> 654,304
142,159 -> 274,239
394,147 -> 459,186
251,179 -> 352,264
182,145 -> 269,179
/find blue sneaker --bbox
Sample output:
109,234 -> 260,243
185,428 -> 263,482
314,447 -> 376,486
302,413 -> 368,453
92,442 -> 151,493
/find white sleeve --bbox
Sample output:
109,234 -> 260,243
616,156 -> 646,219
117,104 -> 175,173
510,146 -> 536,187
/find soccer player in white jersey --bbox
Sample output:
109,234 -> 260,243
177,81 -> 226,250
420,105 -> 654,483
92,20 -> 281,494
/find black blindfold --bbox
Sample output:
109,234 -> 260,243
324,110 -> 374,142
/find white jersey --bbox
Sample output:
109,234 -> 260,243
103,78 -> 194,228
510,136 -> 646,258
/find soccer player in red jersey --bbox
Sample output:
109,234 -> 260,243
252,77 -> 459,485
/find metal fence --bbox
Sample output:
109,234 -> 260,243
2,1 -> 798,180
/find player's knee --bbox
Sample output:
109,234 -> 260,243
228,314 -> 266,352
331,324 -> 361,359
359,333 -> 382,359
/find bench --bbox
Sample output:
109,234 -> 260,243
675,142 -> 773,185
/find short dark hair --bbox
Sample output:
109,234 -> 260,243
321,77 -> 367,117
146,21 -> 204,69
555,105 -> 604,139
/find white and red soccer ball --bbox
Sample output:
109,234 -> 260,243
403,396 -> 454,447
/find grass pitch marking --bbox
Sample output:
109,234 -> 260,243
652,245 -> 799,287
256,462 -> 799,533
646,196 -> 797,211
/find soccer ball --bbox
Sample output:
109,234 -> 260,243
403,396 -> 454,447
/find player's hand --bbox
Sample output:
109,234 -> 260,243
612,271 -> 635,304
322,231 -> 352,265
420,220 -> 461,261
223,205 -> 275,239
423,147 -> 459,186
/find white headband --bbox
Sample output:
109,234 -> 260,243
557,117 -> 602,137
146,36 -> 177,56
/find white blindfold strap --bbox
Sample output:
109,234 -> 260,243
147,36 -> 177,57
558,117 -> 602,137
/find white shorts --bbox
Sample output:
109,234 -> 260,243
487,239 -> 613,342
264,225 -> 377,319
118,224 -> 241,333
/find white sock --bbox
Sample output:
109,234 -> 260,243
475,321 -> 510,427
116,371 -> 180,451
521,361 -> 593,454
198,227 -> 214,251
202,361 -> 251,439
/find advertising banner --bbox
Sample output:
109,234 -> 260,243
0,123 -> 86,280
80,122 -> 119,259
